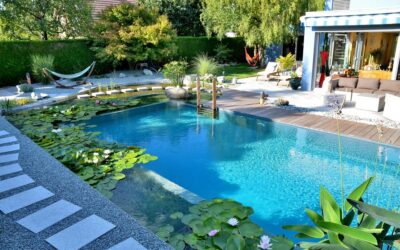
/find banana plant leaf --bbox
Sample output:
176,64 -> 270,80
347,199 -> 400,228
299,242 -> 349,250
282,225 -> 325,238
342,236 -> 380,250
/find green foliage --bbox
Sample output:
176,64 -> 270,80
139,0 -> 204,36
18,83 -> 34,93
157,198 -> 292,250
7,95 -> 167,198
0,99 -> 16,114
162,61 -> 188,87
214,44 -> 233,63
276,53 -> 296,71
91,3 -> 177,68
193,54 -> 219,78
283,177 -> 400,249
31,54 -> 54,84
0,0 -> 92,40
174,36 -> 245,62
0,40 -> 101,86
200,0 -> 325,46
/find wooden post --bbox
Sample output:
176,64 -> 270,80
196,77 -> 201,113
212,78 -> 217,118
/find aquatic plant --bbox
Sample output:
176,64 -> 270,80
157,199 -> 293,250
7,95 -> 167,197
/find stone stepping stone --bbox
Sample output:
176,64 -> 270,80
106,90 -> 121,95
0,136 -> 17,145
77,94 -> 90,99
0,144 -> 20,154
0,174 -> 34,193
108,237 -> 147,250
91,92 -> 106,97
0,130 -> 9,137
165,86 -> 174,90
151,86 -> 163,91
137,87 -> 149,92
46,214 -> 115,250
121,88 -> 135,93
0,163 -> 22,177
17,199 -> 81,233
0,186 -> 54,214
0,153 -> 18,164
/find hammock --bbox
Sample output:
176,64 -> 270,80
245,47 -> 260,67
43,62 -> 96,89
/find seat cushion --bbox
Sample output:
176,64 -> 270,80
335,87 -> 353,92
338,78 -> 358,88
356,78 -> 380,90
379,79 -> 400,92
373,90 -> 398,96
352,88 -> 375,94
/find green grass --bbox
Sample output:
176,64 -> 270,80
220,63 -> 264,81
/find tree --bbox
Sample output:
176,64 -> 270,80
138,0 -> 204,36
91,3 -> 177,68
200,0 -> 324,63
0,0 -> 92,40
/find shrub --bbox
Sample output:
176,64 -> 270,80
214,44 -> 233,63
193,54 -> 219,79
15,98 -> 32,106
18,83 -> 34,93
91,3 -> 177,68
276,53 -> 296,71
162,61 -> 188,87
0,99 -> 16,114
31,55 -> 54,84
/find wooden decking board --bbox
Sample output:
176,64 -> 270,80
215,89 -> 400,147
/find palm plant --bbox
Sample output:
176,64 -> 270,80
193,54 -> 219,80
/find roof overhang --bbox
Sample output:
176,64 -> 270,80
300,8 -> 400,28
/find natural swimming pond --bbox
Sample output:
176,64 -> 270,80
86,101 -> 400,237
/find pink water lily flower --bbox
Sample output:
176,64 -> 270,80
227,217 -> 239,226
208,229 -> 219,237
258,235 -> 272,249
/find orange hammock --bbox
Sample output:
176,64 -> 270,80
245,47 -> 260,67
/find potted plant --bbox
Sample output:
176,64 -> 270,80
276,53 -> 296,73
163,61 -> 189,99
289,72 -> 301,90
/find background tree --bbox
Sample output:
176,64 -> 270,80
0,0 -> 92,40
200,0 -> 324,63
138,0 -> 204,36
91,3 -> 177,68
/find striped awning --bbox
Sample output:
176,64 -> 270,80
302,10 -> 400,27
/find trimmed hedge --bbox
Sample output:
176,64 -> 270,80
175,36 -> 246,62
0,37 -> 245,86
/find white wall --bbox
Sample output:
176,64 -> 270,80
350,0 -> 400,10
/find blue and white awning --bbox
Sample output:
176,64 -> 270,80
302,9 -> 400,27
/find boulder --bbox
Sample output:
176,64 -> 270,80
165,87 -> 189,100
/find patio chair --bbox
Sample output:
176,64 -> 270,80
256,62 -> 278,81
43,62 -> 96,89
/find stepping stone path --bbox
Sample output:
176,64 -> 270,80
0,130 -> 148,249
77,94 -> 90,99
121,88 -> 135,93
137,87 -> 149,92
151,86 -> 163,91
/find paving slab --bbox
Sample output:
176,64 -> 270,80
0,153 -> 18,164
46,214 -> 115,250
0,136 -> 17,145
0,163 -> 22,176
0,144 -> 20,154
0,186 -> 54,214
0,174 -> 34,193
108,237 -> 147,250
17,199 -> 82,233
0,130 -> 9,137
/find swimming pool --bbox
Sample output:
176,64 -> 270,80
86,101 -> 400,236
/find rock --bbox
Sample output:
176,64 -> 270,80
77,94 -> 90,99
151,86 -> 163,91
121,88 -> 135,93
165,87 -> 189,100
137,87 -> 150,91
106,90 -> 121,95
217,76 -> 225,84
143,69 -> 153,76
91,92 -> 106,97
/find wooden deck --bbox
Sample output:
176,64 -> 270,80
213,89 -> 400,147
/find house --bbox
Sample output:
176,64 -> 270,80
91,0 -> 136,19
300,0 -> 400,91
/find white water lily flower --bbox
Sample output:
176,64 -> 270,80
93,152 -> 99,156
227,217 -> 239,226
51,128 -> 62,133
93,157 -> 99,164
60,110 -> 65,114
104,149 -> 111,155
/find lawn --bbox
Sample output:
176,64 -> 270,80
220,63 -> 264,81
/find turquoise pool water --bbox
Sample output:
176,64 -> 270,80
86,101 -> 400,236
